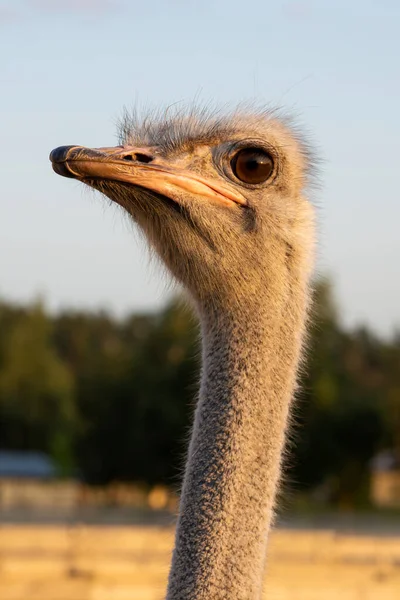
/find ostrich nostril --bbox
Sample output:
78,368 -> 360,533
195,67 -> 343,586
123,152 -> 153,163
136,152 -> 153,163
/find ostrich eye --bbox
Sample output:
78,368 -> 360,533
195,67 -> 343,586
231,148 -> 274,184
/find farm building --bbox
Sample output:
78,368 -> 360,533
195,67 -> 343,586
370,450 -> 400,508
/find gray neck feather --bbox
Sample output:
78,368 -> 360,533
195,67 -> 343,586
167,248 -> 311,599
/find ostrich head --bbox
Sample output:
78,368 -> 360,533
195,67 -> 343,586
50,107 -> 313,312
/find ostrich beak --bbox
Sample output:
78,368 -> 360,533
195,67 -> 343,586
49,145 -> 247,208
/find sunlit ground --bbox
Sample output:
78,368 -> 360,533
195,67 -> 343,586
1,521 -> 400,600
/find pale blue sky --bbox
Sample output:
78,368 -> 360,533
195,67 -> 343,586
1,0 -> 399,335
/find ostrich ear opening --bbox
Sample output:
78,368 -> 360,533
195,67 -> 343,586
49,144 -> 247,209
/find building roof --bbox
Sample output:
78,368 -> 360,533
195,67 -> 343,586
0,451 -> 56,479
371,450 -> 400,472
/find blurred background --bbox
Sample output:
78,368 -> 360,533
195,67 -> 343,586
1,1 -> 399,598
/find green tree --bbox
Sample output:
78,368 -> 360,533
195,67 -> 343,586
1,282 -> 399,506
294,280 -> 386,506
0,300 -> 76,475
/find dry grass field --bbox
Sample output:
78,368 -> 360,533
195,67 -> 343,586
1,525 -> 400,599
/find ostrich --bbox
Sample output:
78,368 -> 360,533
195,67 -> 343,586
50,105 -> 315,599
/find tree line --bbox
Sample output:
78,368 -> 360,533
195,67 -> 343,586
0,279 -> 399,506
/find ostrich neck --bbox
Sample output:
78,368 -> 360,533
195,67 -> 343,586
167,258 -> 310,600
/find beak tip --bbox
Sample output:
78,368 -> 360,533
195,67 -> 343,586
50,146 -> 82,179
49,145 -> 79,164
